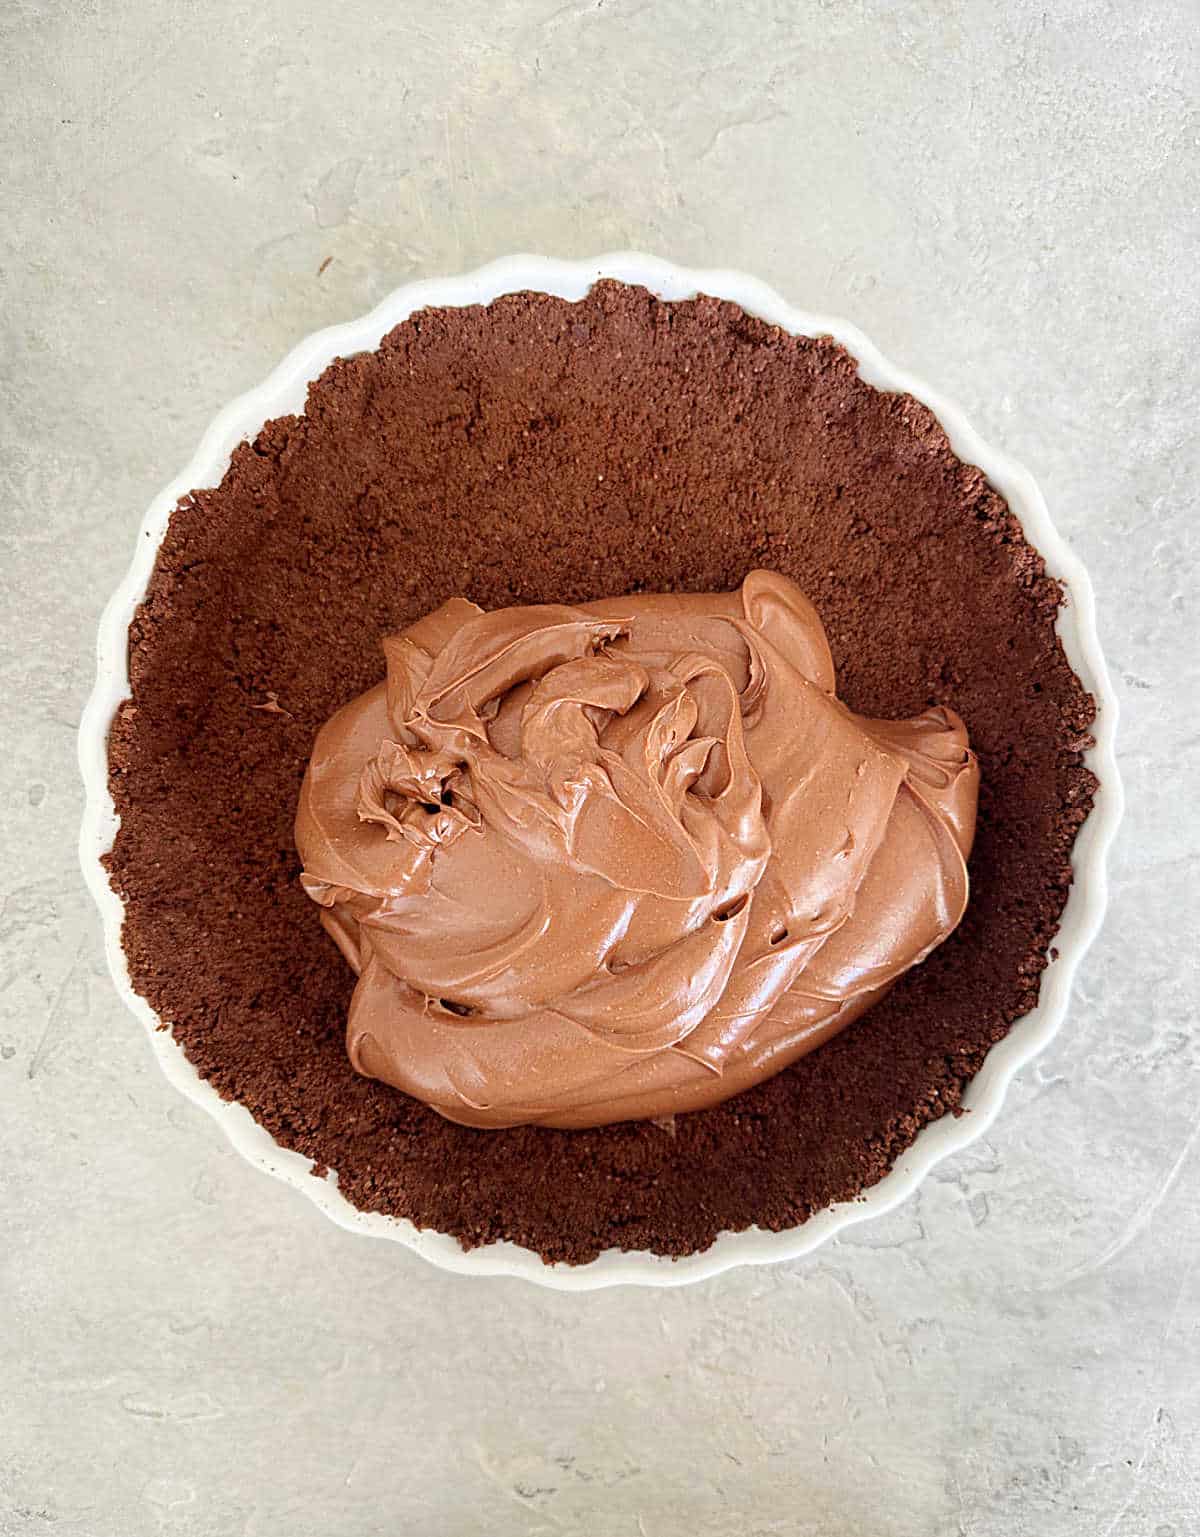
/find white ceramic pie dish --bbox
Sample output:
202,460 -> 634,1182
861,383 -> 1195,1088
78,253 -> 1122,1291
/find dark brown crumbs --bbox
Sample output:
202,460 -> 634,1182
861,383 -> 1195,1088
104,282 -> 1097,1265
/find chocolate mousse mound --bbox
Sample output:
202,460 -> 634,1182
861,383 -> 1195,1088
105,282 -> 1096,1265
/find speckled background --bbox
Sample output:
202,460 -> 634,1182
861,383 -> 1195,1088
2,3 -> 1197,1534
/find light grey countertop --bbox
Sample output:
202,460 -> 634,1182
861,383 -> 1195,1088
2,2 -> 1197,1533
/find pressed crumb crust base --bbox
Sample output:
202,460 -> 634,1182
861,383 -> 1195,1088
105,283 -> 1096,1265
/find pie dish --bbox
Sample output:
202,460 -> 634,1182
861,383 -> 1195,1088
78,254 -> 1121,1290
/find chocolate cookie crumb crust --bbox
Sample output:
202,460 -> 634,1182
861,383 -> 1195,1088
105,283 -> 1096,1265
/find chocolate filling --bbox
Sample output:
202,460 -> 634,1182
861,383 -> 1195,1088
105,282 -> 1096,1265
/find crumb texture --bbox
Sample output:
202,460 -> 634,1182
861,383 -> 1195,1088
106,284 -> 1095,1264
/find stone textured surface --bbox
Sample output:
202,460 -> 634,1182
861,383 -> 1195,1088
1,1 -> 1197,1533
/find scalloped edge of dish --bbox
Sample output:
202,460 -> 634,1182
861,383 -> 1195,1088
78,253 -> 1122,1291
